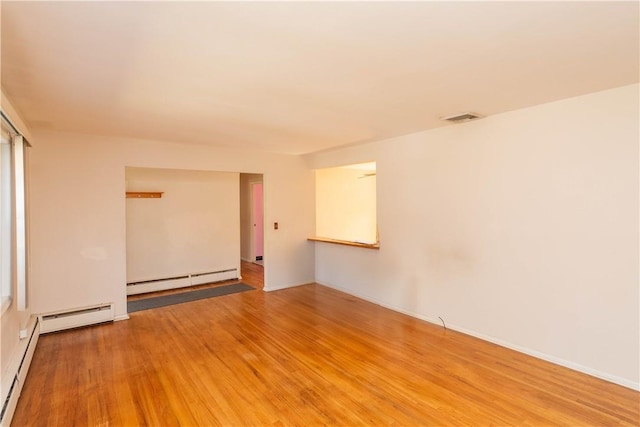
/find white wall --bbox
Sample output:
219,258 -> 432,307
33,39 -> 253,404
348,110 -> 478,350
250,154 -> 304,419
305,84 -> 640,389
29,131 -> 315,320
126,167 -> 239,282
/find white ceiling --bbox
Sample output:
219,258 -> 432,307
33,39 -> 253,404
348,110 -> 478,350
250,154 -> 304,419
2,1 -> 638,155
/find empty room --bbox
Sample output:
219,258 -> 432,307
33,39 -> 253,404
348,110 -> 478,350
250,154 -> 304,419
1,1 -> 638,426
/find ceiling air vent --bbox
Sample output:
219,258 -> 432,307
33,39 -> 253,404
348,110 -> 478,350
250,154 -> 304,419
441,112 -> 483,123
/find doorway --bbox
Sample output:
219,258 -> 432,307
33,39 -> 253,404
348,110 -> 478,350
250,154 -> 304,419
251,181 -> 264,265
240,174 -> 264,266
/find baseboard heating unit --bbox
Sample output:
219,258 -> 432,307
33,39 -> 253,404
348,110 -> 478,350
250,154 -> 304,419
39,303 -> 115,334
0,317 -> 40,427
126,268 -> 239,295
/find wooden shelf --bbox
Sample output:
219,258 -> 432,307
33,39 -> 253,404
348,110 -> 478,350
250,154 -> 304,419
307,236 -> 380,250
126,192 -> 163,199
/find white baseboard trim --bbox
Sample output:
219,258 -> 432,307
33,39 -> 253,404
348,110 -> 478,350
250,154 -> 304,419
447,322 -> 640,391
114,314 -> 130,322
1,316 -> 40,426
316,280 -> 639,391
127,268 -> 238,296
39,303 -> 115,334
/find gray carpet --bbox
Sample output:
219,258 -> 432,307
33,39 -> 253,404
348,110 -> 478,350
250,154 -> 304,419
128,283 -> 254,313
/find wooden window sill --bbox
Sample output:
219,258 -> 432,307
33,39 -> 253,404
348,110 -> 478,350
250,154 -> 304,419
126,192 -> 163,199
307,236 -> 380,250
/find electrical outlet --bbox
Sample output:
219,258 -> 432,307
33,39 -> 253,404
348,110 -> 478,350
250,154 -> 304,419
274,222 -> 278,230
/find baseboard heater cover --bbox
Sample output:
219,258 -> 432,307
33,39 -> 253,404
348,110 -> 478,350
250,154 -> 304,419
1,317 -> 40,427
127,268 -> 238,295
39,303 -> 115,334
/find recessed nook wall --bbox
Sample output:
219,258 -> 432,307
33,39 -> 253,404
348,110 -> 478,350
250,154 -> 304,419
125,167 -> 240,286
315,162 -> 377,244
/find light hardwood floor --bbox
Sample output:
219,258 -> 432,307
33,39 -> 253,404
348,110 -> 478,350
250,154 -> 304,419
12,267 -> 639,426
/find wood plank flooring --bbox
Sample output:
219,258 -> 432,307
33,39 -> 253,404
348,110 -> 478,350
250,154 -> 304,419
12,274 -> 639,426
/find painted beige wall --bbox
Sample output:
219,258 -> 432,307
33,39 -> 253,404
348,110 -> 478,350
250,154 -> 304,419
126,168 -> 239,282
0,92 -> 32,381
29,131 -> 315,319
240,173 -> 263,262
315,166 -> 376,243
305,84 -> 639,389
